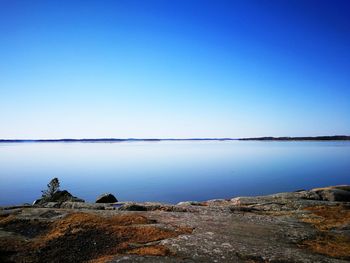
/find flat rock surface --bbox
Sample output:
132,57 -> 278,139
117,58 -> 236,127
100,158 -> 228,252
1,186 -> 350,263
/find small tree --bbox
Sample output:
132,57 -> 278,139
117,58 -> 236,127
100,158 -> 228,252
41,178 -> 60,199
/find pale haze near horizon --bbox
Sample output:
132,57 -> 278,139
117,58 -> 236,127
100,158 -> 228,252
1,0 -> 350,139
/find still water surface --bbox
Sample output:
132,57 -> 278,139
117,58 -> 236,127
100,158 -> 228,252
0,141 -> 349,206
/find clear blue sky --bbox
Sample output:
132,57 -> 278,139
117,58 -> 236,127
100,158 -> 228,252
1,0 -> 349,139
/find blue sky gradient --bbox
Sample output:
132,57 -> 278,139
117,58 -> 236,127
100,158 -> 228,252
1,0 -> 350,138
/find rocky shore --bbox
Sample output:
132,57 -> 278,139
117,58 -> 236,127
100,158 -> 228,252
1,186 -> 350,263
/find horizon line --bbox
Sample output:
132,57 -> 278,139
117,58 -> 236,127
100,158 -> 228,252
0,135 -> 349,142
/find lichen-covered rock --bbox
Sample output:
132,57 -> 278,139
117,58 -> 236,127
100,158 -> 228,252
2,185 -> 350,263
298,190 -> 322,200
95,193 -> 118,203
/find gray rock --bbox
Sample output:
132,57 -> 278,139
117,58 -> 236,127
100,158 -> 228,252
177,201 -> 203,206
205,199 -> 227,205
118,203 -> 148,211
316,189 -> 350,202
330,185 -> 350,192
229,206 -> 260,213
298,191 -> 322,200
95,193 -> 118,203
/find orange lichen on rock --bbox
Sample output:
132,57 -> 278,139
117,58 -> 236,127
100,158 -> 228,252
126,245 -> 172,256
302,204 -> 350,230
37,212 -> 156,243
300,204 -> 350,259
0,214 -> 16,224
301,234 -> 350,260
0,212 -> 192,263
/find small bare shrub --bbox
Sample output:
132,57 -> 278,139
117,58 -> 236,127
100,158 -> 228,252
41,178 -> 60,199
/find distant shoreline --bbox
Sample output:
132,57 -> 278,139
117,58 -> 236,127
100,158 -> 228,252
238,135 -> 350,141
0,135 -> 349,143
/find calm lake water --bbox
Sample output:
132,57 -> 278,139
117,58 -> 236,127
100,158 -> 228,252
0,141 -> 349,206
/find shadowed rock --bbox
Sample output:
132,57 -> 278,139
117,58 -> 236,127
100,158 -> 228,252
34,190 -> 84,205
95,193 -> 118,203
311,186 -> 350,202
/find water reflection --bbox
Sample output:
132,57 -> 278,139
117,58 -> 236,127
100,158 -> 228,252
0,141 -> 349,205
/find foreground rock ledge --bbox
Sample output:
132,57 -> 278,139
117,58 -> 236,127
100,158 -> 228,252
1,186 -> 350,263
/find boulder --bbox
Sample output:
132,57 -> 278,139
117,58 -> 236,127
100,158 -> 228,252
34,190 -> 84,205
312,185 -> 350,192
316,189 -> 350,202
95,193 -> 118,203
